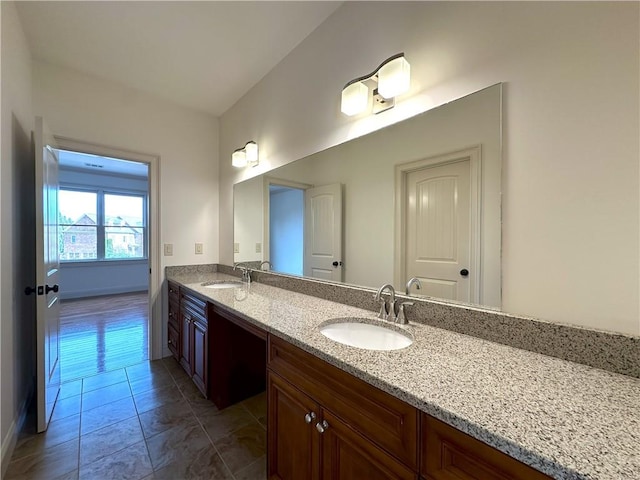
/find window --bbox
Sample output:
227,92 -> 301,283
59,188 -> 147,262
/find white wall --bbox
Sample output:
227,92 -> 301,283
32,61 -> 220,358
0,1 -> 35,471
33,61 -> 220,268
233,175 -> 263,263
220,2 -> 640,335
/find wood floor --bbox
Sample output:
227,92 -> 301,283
60,292 -> 149,382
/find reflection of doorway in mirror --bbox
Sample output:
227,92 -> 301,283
396,147 -> 481,304
303,183 -> 343,282
269,185 -> 304,276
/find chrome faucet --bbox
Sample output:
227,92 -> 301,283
233,262 -> 252,284
374,284 -> 397,322
259,261 -> 273,271
405,277 -> 422,295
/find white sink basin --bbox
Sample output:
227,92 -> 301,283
319,319 -> 413,351
201,281 -> 243,289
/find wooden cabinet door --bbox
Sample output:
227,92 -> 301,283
167,322 -> 180,360
268,372 -> 320,480
191,318 -> 208,396
421,415 -> 551,480
179,311 -> 192,375
320,409 -> 416,480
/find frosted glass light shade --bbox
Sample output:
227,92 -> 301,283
378,56 -> 410,99
232,150 -> 247,168
341,81 -> 369,116
245,141 -> 259,165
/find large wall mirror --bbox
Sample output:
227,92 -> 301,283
234,84 -> 502,309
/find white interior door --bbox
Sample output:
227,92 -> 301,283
35,117 -> 61,432
303,183 -> 343,281
405,160 -> 470,302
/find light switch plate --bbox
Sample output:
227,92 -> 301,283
164,243 -> 173,256
233,243 -> 240,253
195,243 -> 203,255
255,243 -> 262,253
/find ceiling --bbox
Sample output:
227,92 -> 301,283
16,1 -> 342,117
57,149 -> 149,178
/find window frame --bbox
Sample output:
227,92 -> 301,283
59,185 -> 148,263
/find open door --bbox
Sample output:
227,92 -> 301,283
303,183 -> 343,282
34,117 -> 61,432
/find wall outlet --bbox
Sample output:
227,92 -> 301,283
195,243 -> 203,255
233,243 -> 240,253
164,243 -> 173,256
255,243 -> 262,253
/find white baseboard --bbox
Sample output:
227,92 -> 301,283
1,391 -> 31,477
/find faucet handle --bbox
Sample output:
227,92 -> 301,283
375,294 -> 388,319
396,301 -> 414,324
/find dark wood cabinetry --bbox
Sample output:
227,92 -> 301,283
421,415 -> 551,480
208,305 -> 266,409
267,335 -> 418,480
167,282 -> 209,397
268,371 -> 320,480
182,290 -> 208,395
167,281 -> 180,360
166,280 -> 552,480
267,335 -> 551,480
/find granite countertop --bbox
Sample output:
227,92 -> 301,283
168,271 -> 640,480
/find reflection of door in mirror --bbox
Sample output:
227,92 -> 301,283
406,159 -> 470,302
303,183 -> 343,282
396,146 -> 481,304
267,181 -> 344,281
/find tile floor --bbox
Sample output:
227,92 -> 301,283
5,357 -> 267,480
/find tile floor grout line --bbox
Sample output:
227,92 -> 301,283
189,401 -> 237,480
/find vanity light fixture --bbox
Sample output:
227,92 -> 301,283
232,141 -> 259,168
340,53 -> 411,117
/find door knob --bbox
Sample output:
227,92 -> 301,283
304,412 -> 316,424
45,284 -> 59,294
332,261 -> 343,267
460,269 -> 469,277
24,285 -> 42,295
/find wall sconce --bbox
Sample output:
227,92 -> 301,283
341,53 -> 410,116
232,141 -> 259,168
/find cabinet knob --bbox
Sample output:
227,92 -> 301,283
304,412 -> 316,424
315,420 -> 329,433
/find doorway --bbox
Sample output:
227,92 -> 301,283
53,139 -> 161,382
269,184 -> 304,276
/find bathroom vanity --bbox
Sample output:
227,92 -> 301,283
166,268 -> 639,480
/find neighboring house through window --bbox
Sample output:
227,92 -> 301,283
59,188 -> 147,261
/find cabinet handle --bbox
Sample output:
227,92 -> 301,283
315,420 -> 329,433
304,412 -> 316,424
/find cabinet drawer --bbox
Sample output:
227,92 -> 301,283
181,290 -> 207,319
168,281 -> 180,303
421,415 -> 551,480
168,299 -> 180,329
268,336 -> 418,470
